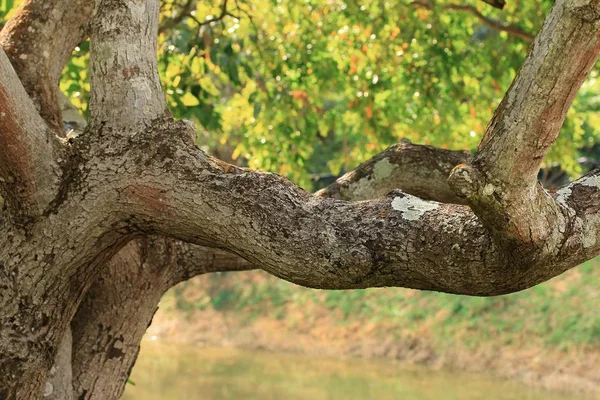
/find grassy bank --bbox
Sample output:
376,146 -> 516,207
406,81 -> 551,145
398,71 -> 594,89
149,257 -> 600,393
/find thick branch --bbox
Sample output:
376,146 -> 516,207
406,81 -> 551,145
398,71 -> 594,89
448,0 -> 600,247
0,48 -> 61,219
113,120 -> 565,295
69,135 -> 470,399
0,0 -> 95,131
89,0 -> 168,131
316,140 -> 470,204
82,0 -> 597,297
84,0 -> 600,299
135,131 -> 600,298
474,1 -> 600,185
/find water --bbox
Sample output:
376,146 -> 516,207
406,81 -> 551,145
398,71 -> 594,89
122,342 -> 585,400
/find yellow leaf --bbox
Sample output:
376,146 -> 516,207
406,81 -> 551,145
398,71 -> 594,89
231,146 -> 242,160
180,92 -> 199,106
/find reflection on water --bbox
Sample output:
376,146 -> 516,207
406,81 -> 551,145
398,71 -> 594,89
122,342 -> 583,400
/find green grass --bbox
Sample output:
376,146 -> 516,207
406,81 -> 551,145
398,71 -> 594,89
166,257 -> 600,350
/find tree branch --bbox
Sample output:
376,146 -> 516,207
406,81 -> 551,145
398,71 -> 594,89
69,136 -> 469,398
83,0 -> 600,300
0,0 -> 95,132
316,140 -> 470,204
414,2 -> 534,42
480,0 -> 505,9
89,0 -> 168,132
119,123 -> 535,295
158,0 -> 196,34
448,0 -> 600,248
82,0 -> 600,298
159,0 -> 239,35
0,48 -> 62,219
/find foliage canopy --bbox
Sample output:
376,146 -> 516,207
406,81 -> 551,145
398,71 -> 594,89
2,0 -> 599,188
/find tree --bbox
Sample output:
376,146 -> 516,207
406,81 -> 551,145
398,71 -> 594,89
0,0 -> 600,398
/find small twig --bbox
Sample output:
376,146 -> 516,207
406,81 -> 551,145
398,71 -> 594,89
159,0 -> 196,34
444,4 -> 534,42
411,0 -> 534,42
196,0 -> 241,27
233,0 -> 267,63
481,0 -> 505,9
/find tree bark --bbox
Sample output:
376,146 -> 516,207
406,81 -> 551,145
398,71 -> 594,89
1,0 -> 600,397
315,139 -> 470,204
67,102 -> 468,399
43,329 -> 73,400
71,238 -> 252,399
0,0 -> 94,132
0,48 -> 62,220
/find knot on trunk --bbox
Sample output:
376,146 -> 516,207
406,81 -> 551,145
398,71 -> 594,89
570,1 -> 600,22
447,163 -> 481,199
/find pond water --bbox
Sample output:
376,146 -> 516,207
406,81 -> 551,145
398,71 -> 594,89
122,342 -> 585,400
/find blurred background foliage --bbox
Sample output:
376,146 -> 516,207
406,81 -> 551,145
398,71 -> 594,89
3,0 -> 600,189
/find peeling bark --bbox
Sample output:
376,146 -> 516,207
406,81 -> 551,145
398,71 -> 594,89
43,329 -> 73,400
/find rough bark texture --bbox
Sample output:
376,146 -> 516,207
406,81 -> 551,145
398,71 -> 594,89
67,101 -> 470,399
0,0 -> 600,398
449,0 -> 600,250
315,140 -> 470,204
0,0 -> 94,132
0,48 -> 61,219
71,238 -> 252,400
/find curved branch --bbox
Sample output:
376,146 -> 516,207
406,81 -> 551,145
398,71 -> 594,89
69,138 -> 469,399
158,0 -> 196,34
86,0 -> 600,299
480,0 -> 505,9
448,0 -> 600,249
82,0 -> 600,297
443,4 -> 534,42
0,0 -> 95,131
120,123 -> 552,295
316,140 -> 470,204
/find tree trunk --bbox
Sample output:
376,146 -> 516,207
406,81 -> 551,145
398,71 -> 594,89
71,238 -> 252,399
1,0 -> 600,397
